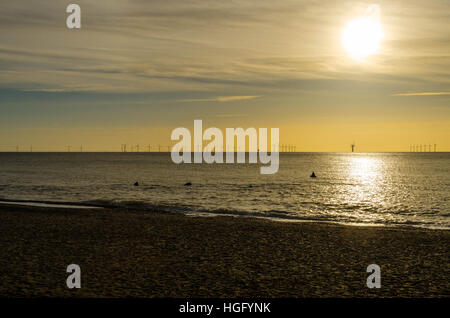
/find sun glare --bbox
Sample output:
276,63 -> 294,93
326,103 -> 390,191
342,6 -> 384,61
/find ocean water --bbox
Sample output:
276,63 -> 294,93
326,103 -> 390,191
0,152 -> 448,229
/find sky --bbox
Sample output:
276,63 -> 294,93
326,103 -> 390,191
0,0 -> 449,152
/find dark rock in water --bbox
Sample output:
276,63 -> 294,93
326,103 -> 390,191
184,182 -> 192,186
310,172 -> 317,178
134,182 -> 139,186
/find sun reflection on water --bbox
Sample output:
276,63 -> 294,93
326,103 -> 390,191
348,156 -> 382,184
333,154 -> 392,223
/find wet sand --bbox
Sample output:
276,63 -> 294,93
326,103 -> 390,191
0,203 -> 448,297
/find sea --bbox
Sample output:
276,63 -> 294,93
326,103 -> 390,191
0,152 -> 448,229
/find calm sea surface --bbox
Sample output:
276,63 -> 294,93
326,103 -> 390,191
0,152 -> 448,229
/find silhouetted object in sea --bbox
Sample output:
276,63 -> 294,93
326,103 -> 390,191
134,182 -> 139,186
310,172 -> 316,178
184,182 -> 192,186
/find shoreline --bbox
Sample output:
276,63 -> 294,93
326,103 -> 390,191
186,211 -> 450,231
0,203 -> 448,297
1,200 -> 448,231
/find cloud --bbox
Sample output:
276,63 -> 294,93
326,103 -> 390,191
214,114 -> 249,118
1,0 -> 450,96
23,88 -> 69,93
178,95 -> 261,102
392,92 -> 450,96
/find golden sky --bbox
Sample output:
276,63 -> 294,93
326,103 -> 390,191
0,0 -> 449,151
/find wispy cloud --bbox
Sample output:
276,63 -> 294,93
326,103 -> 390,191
214,114 -> 249,118
1,1 -> 450,95
23,88 -> 68,93
178,95 -> 261,102
392,92 -> 450,96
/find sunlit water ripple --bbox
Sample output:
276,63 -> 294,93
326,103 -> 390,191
0,152 -> 448,229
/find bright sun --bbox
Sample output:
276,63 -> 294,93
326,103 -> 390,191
342,8 -> 384,61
